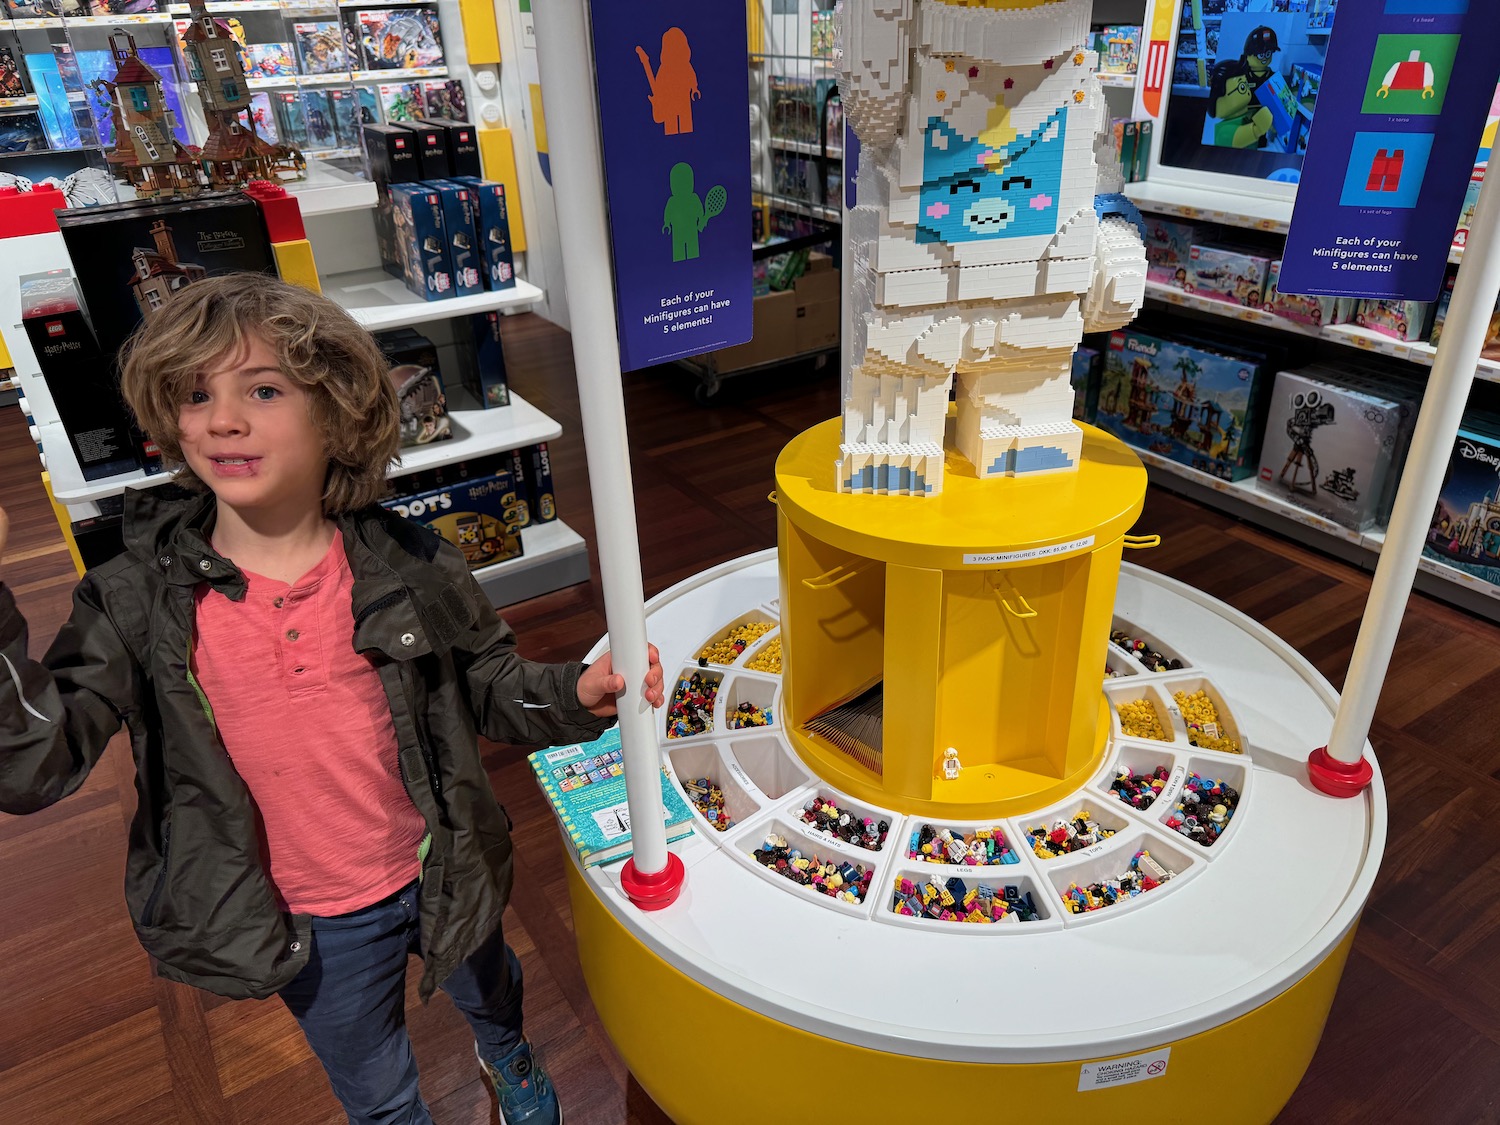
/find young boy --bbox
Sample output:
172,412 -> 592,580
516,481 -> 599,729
0,273 -> 664,1125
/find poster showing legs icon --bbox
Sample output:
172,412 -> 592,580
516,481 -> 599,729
1279,1 -> 1500,301
590,0 -> 751,371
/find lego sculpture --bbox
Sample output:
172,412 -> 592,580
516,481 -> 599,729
837,0 -> 1147,495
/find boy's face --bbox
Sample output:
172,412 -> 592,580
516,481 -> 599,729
177,333 -> 328,518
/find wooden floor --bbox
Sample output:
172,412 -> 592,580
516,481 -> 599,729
1,313 -> 1497,1125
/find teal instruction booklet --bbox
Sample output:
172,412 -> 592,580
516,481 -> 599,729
528,728 -> 694,867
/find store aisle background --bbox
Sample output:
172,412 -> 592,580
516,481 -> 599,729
0,312 -> 1496,1124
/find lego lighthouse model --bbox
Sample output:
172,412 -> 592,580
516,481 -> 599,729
838,0 -> 1147,494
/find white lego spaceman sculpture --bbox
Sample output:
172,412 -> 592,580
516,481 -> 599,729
837,0 -> 1147,495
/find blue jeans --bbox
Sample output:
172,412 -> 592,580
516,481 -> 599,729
279,878 -> 524,1125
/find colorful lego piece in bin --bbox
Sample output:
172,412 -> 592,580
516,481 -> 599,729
1026,810 -> 1116,859
727,701 -> 773,729
745,636 -> 782,674
892,876 -> 1040,923
797,795 -> 890,851
665,670 -> 719,738
1062,848 -> 1174,914
696,620 -> 775,666
906,823 -> 1018,866
1116,697 -> 1170,741
1109,764 -> 1171,810
1172,688 -> 1241,753
753,834 -> 874,904
682,776 -> 734,832
1109,629 -> 1182,671
1164,772 -> 1240,847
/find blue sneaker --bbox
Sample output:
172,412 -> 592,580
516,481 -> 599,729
476,1040 -> 562,1125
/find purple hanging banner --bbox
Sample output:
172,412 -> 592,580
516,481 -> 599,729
1279,0 -> 1500,301
589,0 -> 753,371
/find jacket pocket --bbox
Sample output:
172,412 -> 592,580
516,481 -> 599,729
141,814 -> 173,928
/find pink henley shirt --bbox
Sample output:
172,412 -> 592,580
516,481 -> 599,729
191,531 -> 428,916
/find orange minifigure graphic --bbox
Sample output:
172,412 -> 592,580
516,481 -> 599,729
635,27 -> 699,135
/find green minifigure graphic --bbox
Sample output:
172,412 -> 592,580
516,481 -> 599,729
662,162 -> 725,262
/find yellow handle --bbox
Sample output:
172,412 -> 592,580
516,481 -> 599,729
988,574 -> 1038,619
802,560 -> 875,591
767,490 -> 778,505
1124,534 -> 1162,550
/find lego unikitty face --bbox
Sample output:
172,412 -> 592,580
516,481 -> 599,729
915,109 -> 1065,244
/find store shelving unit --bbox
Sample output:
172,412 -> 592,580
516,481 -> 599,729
1117,180 -> 1500,620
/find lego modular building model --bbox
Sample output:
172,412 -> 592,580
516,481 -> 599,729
91,0 -> 303,199
544,3 -> 1383,1121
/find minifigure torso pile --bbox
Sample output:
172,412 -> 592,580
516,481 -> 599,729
837,0 -> 1147,495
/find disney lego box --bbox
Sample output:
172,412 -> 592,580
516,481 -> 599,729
1096,328 -> 1270,482
1256,368 -> 1403,532
382,471 -> 525,570
1424,425 -> 1500,589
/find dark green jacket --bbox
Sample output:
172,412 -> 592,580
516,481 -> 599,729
0,486 -> 612,1001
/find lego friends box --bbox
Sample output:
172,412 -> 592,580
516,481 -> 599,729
1096,329 -> 1268,482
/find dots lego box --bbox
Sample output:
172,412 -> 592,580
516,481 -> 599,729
382,470 -> 526,570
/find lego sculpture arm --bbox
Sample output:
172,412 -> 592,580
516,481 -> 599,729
1082,205 -> 1147,334
836,0 -> 913,152
1081,89 -> 1146,333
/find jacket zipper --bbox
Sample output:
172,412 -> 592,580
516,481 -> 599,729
143,819 -> 172,927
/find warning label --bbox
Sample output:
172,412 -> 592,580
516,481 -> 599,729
1078,1047 -> 1171,1091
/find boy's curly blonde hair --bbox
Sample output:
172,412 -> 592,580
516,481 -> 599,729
120,273 -> 401,515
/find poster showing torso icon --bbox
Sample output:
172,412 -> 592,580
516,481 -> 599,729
589,0 -> 752,370
1279,0 -> 1500,300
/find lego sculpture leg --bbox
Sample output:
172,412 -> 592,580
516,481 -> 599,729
955,344 -> 1080,478
838,314 -> 961,496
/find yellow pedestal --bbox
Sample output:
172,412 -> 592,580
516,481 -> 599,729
569,859 -> 1357,1125
775,420 -> 1148,818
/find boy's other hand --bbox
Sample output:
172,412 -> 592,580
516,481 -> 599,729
577,644 -> 666,718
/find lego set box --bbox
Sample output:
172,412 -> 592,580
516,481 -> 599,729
1186,242 -> 1273,307
18,270 -> 142,481
55,192 -> 276,370
1070,345 -> 1101,424
1144,217 -> 1213,287
1425,424 -> 1500,588
382,469 -> 525,570
1256,368 -> 1404,532
386,183 -> 454,300
389,444 -> 549,528
1096,328 -> 1272,482
455,177 -> 517,292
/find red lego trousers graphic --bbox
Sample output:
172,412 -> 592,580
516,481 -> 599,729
1366,148 -> 1406,192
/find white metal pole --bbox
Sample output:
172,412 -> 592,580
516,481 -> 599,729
531,0 -> 679,899
1312,163 -> 1500,793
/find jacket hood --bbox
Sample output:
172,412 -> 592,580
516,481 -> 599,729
119,484 -> 484,659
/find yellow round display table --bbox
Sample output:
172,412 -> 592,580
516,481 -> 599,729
572,553 -> 1385,1125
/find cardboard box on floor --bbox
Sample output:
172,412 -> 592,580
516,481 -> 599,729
705,253 -> 839,373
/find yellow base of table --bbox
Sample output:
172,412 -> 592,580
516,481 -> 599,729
569,859 -> 1356,1125
775,420 -> 1148,818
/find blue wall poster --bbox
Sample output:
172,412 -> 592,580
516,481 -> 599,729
589,0 -> 752,371
1280,0 -> 1500,301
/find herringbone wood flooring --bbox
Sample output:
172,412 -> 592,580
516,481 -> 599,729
1,312 -> 1495,1124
